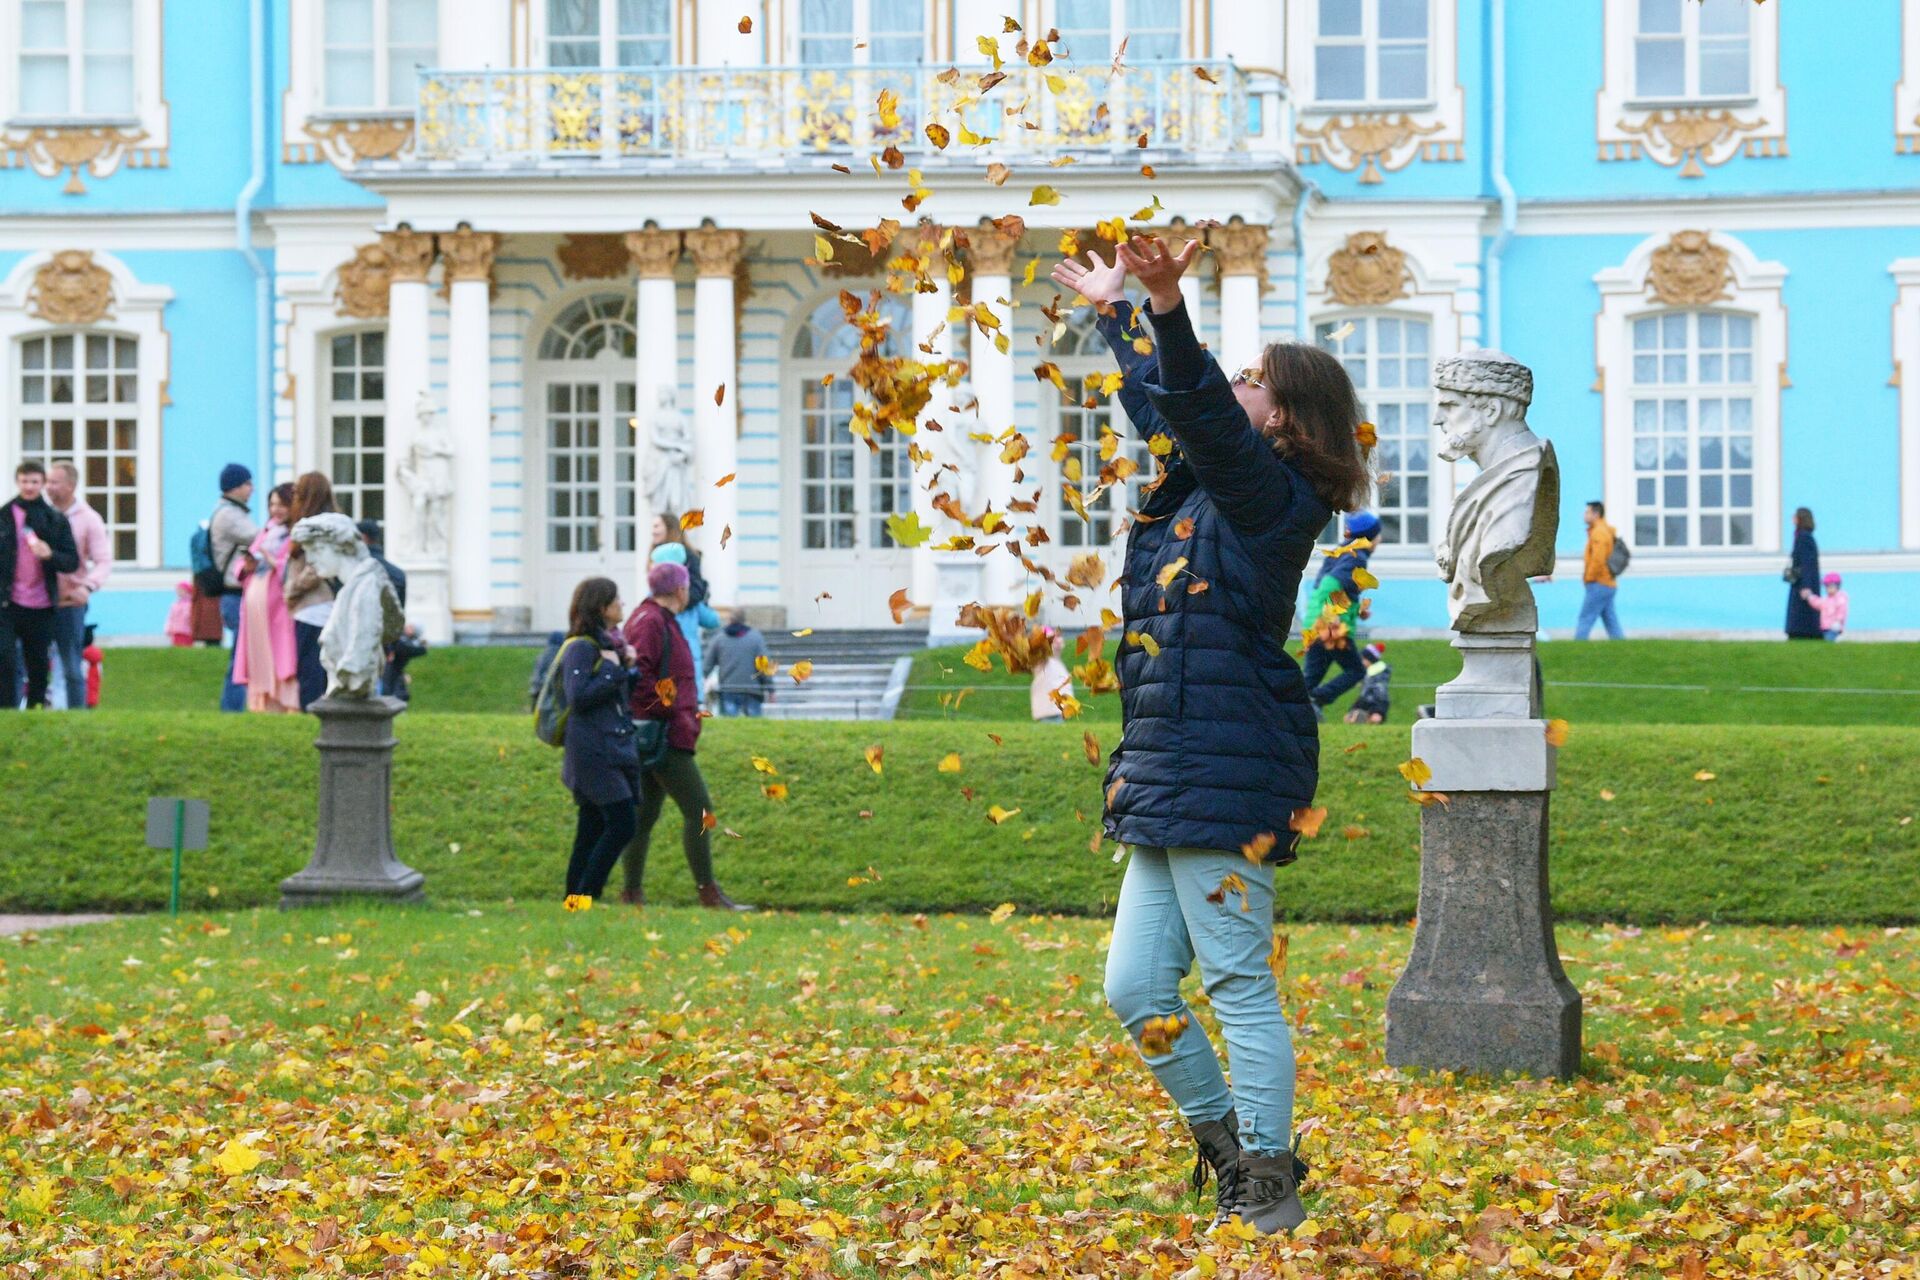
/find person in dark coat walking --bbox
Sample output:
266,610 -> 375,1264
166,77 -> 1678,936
1785,507 -> 1822,640
619,560 -> 751,911
2,460 -> 81,709
559,576 -> 640,902
1055,237 -> 1372,1237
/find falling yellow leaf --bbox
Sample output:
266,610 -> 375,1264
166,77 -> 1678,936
1545,718 -> 1570,747
763,782 -> 789,801
888,587 -> 913,625
751,755 -> 779,775
986,804 -> 1021,824
1399,757 -> 1434,787
1289,806 -> 1328,839
1155,556 -> 1188,588
654,677 -> 676,708
987,161 -> 1011,187
754,654 -> 775,677
1028,185 -> 1062,206
864,745 -> 884,774
1082,731 -> 1101,765
885,511 -> 932,547
937,753 -> 963,773
713,384 -> 726,406
988,902 -> 1016,924
714,472 -> 736,487
876,87 -> 902,129
1355,421 -> 1378,449
1125,630 -> 1161,658
925,122 -> 951,149
1241,832 -> 1277,865
680,509 -> 705,531
1352,566 -> 1380,590
1137,1012 -> 1189,1057
790,660 -> 814,684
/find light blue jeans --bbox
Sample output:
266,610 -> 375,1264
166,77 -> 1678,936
1574,582 -> 1624,640
1105,845 -> 1295,1155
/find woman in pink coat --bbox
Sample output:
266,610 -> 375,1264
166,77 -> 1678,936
234,483 -> 300,712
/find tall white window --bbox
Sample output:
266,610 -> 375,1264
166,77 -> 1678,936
1630,311 -> 1756,549
18,333 -> 140,562
1314,0 -> 1428,105
1633,0 -> 1749,101
1318,315 -> 1432,546
322,0 -> 437,110
325,331 -> 387,523
1053,309 -> 1150,547
790,295 -> 914,549
16,0 -> 135,117
545,0 -> 671,67
798,0 -> 924,64
1055,0 -> 1180,63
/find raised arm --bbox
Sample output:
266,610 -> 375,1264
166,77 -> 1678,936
1050,251 -> 1169,445
1116,235 -> 1295,534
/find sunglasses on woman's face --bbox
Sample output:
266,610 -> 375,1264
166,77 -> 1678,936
1231,367 -> 1266,389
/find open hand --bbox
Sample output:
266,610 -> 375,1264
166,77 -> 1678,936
1114,235 -> 1200,314
1050,248 -> 1127,307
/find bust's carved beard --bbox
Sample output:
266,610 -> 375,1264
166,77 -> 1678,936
1438,431 -> 1479,463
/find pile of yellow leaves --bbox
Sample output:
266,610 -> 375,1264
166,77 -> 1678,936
3,910 -> 1915,1276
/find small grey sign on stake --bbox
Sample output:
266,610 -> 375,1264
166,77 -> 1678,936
145,798 -> 210,851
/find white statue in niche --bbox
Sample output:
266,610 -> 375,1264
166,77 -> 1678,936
644,385 -> 694,520
1431,350 -> 1559,634
292,513 -> 405,700
396,390 -> 454,558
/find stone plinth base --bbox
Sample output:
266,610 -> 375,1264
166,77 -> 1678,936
928,553 -> 985,644
401,562 -> 451,645
280,695 -> 425,909
1385,789 -> 1582,1079
1435,631 -> 1541,719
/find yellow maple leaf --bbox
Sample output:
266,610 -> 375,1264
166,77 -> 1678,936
212,1138 -> 264,1177
937,752 -> 963,773
1399,757 -> 1434,787
1155,556 -> 1189,588
1545,718 -> 1570,747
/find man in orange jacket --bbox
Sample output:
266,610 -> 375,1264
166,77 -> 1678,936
1574,501 -> 1624,640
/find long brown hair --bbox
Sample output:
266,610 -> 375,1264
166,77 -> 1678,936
567,576 -> 620,638
288,471 -> 336,524
652,511 -> 686,548
1256,342 -> 1373,514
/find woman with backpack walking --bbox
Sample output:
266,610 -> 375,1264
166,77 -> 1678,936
620,560 -> 752,912
555,576 -> 640,902
1053,236 -> 1371,1236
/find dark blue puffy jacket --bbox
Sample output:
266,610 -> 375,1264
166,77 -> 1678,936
1095,299 -> 1331,859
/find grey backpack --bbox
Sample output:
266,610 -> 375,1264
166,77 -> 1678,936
532,637 -> 594,747
1606,538 -> 1631,578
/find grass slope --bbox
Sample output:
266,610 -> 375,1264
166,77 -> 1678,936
4,714 -> 1914,922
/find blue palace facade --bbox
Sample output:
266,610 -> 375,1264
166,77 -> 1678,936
2,0 -> 1918,640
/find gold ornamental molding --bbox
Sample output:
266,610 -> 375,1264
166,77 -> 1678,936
684,225 -> 747,278
335,242 -> 395,319
1296,113 -> 1447,185
624,228 -> 683,279
292,115 -> 414,168
1646,231 -> 1733,308
381,227 -> 438,283
1325,231 -> 1412,308
440,224 -> 501,285
1,125 -> 162,194
558,234 -> 633,280
1210,218 -> 1270,293
28,251 -> 115,326
1607,109 -> 1780,178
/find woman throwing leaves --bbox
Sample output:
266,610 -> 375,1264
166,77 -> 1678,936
1054,236 -> 1371,1235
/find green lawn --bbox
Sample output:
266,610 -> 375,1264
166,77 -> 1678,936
4,906 -> 1915,1275
4,712 -> 1915,922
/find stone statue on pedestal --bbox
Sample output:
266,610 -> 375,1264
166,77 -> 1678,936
1432,350 -> 1559,635
291,513 -> 406,700
396,390 -> 455,559
1384,349 -> 1580,1080
645,385 -> 694,519
936,379 -> 983,511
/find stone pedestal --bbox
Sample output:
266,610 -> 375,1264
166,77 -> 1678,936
928,552 -> 985,645
1434,631 -> 1540,719
401,562 -> 452,646
280,695 -> 425,909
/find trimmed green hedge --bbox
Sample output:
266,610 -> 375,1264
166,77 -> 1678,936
4,714 -> 1915,923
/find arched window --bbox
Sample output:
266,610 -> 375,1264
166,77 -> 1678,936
538,292 -> 638,361
1052,306 -> 1150,547
534,293 -> 639,555
790,292 -> 914,550
325,329 -> 386,522
1317,313 -> 1432,545
17,332 -> 139,561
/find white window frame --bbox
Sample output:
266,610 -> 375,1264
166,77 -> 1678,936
9,0 -> 137,120
1893,258 -> 1920,548
16,331 -> 143,563
1628,0 -> 1753,105
0,0 -> 166,184
1050,0 -> 1186,65
323,326 -> 389,524
536,0 -> 675,69
1597,0 -> 1784,171
1595,231 -> 1786,561
791,0 -> 931,65
0,250 -> 171,569
1898,0 -> 1920,155
283,0 -> 447,168
1314,311 -> 1438,551
318,0 -> 439,111
1287,0 -> 1462,179
1308,0 -> 1431,108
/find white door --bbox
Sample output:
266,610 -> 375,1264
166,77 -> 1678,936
785,292 -> 916,628
531,294 -> 641,629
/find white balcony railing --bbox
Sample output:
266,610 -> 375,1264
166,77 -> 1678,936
413,60 -> 1280,168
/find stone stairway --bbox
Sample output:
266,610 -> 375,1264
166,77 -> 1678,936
757,627 -> 927,721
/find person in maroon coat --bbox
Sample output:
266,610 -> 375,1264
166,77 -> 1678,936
619,560 -> 751,911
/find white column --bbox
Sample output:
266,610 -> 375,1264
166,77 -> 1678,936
441,224 -> 499,629
684,225 -> 744,610
1170,219 -> 1206,351
968,219 -> 1024,606
380,226 -> 449,644
1213,219 -> 1270,376
625,228 -> 683,596
910,223 -> 953,609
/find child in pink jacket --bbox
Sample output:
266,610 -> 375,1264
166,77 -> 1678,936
1800,572 -> 1848,642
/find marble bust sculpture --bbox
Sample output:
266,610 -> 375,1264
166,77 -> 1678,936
1431,350 -> 1559,634
291,512 -> 406,700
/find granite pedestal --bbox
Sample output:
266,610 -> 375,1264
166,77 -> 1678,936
280,694 -> 425,909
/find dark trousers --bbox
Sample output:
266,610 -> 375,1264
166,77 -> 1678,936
1303,640 -> 1367,707
623,748 -> 716,893
566,798 -> 640,898
0,605 -> 56,708
295,621 -> 327,709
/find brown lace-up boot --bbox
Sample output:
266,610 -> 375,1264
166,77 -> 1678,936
697,882 -> 752,912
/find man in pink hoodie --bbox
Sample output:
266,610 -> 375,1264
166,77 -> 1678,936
46,461 -> 112,710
